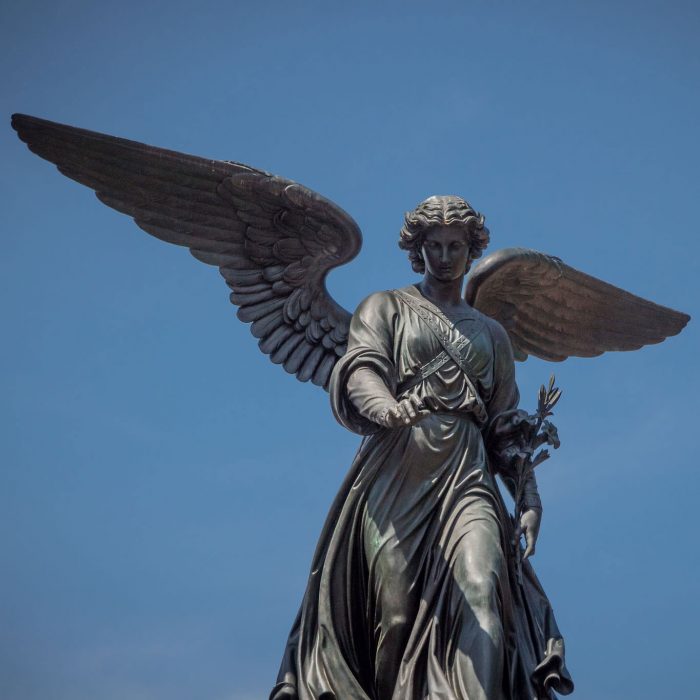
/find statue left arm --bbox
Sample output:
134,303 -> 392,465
484,319 -> 543,557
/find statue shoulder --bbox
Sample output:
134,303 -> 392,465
353,289 -> 401,320
474,309 -> 512,353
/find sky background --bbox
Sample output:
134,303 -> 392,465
1,1 -> 699,699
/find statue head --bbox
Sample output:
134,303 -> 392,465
398,195 -> 489,274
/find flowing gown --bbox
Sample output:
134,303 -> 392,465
270,285 -> 573,700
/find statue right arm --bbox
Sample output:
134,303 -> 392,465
346,367 -> 396,425
329,291 -> 403,434
338,292 -> 429,429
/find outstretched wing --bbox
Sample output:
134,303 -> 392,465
12,114 -> 362,389
465,248 -> 690,362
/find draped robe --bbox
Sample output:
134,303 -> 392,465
270,285 -> 573,700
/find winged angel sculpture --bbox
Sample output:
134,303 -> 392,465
12,114 -> 689,700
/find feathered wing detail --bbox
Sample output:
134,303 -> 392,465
12,113 -> 362,389
465,248 -> 690,362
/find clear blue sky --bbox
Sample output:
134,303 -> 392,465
2,1 -> 698,698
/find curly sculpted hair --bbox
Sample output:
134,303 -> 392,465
398,195 -> 490,274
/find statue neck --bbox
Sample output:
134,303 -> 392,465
417,273 -> 466,309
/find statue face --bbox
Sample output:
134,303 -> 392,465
421,225 -> 471,281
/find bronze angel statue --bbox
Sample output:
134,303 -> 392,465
12,114 -> 689,700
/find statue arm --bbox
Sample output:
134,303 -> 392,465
485,320 -> 543,512
346,368 -> 396,425
339,292 -> 432,430
345,366 -> 429,429
330,291 -> 418,434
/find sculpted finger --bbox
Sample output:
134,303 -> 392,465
410,395 -> 425,412
408,395 -> 430,420
388,406 -> 402,427
523,531 -> 536,558
402,400 -> 417,421
395,402 -> 407,422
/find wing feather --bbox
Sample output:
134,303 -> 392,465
312,352 -> 337,386
298,344 -> 327,383
466,248 -> 689,362
13,113 -> 362,389
250,309 -> 285,339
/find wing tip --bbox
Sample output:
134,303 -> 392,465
661,310 -> 690,339
11,112 -> 34,141
647,309 -> 690,340
11,113 -> 57,139
11,112 -> 31,129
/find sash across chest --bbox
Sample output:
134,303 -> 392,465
392,289 -> 488,425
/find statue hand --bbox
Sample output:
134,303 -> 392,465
516,508 -> 542,559
380,395 -> 430,428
